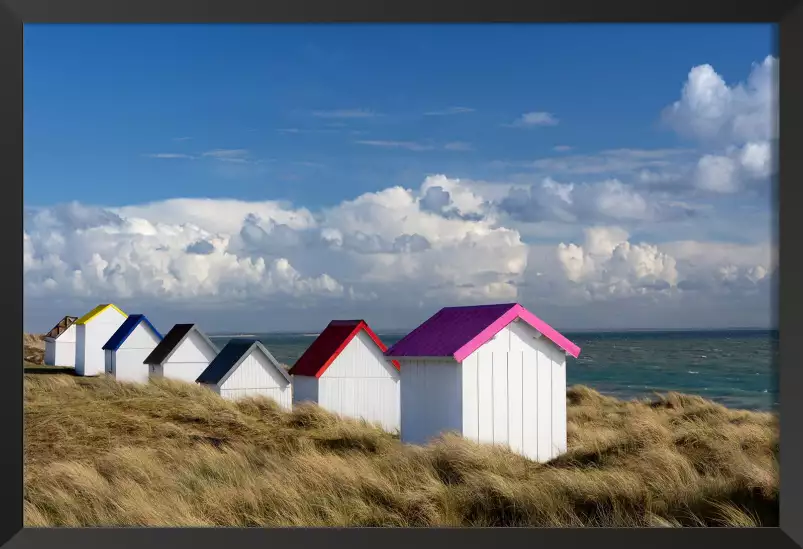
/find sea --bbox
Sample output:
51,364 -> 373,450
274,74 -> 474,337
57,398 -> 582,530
208,329 -> 779,412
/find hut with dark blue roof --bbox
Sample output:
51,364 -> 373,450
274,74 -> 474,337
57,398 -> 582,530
102,314 -> 162,384
196,338 -> 292,407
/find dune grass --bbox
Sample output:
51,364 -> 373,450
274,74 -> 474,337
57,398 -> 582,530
23,371 -> 778,527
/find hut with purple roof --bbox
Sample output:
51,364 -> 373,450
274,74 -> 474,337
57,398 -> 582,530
384,303 -> 581,462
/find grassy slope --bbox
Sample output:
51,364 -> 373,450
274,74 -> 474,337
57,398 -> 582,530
23,370 -> 778,527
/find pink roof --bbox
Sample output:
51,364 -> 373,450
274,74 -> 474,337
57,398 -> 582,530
384,303 -> 581,361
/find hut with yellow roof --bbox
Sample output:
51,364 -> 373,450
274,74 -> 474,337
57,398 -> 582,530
74,303 -> 128,376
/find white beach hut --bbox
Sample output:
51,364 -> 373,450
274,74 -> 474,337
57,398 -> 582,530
289,320 -> 401,433
102,314 -> 163,384
196,338 -> 292,408
43,315 -> 78,367
144,324 -> 219,384
384,303 -> 581,462
74,304 -> 129,377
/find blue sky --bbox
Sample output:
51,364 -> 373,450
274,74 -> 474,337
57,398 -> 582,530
25,24 -> 774,208
23,24 -> 777,332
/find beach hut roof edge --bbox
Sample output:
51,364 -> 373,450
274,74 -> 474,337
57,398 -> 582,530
384,302 -> 581,360
143,324 -> 218,365
102,314 -> 163,351
44,316 -> 79,340
289,319 -> 400,378
196,338 -> 289,385
75,304 -> 127,325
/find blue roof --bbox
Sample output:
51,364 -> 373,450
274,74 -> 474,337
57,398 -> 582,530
102,314 -> 162,351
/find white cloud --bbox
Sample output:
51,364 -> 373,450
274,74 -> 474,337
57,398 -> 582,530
23,178 -> 532,316
514,148 -> 697,176
201,149 -> 253,163
694,154 -> 740,193
662,56 -> 777,146
555,226 -> 678,299
509,111 -> 559,127
692,140 -> 775,193
548,226 -> 773,304
145,153 -> 196,159
497,177 -> 698,224
356,140 -> 473,152
24,175 -> 772,332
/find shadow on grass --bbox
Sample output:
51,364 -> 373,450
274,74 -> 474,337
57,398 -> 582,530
24,365 -> 77,376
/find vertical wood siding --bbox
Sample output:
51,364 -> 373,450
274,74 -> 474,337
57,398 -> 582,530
219,350 -> 292,409
292,375 -> 319,404
45,325 -> 78,367
459,320 -> 568,462
399,358 -> 462,445
315,331 -> 401,432
160,331 -> 217,383
114,325 -> 160,384
75,308 -> 127,376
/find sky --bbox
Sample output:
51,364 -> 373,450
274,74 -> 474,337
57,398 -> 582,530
23,24 -> 778,333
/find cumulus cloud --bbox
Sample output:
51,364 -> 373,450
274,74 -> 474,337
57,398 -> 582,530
663,56 -> 777,146
554,226 -> 679,300
497,177 -> 698,224
23,177 -> 533,316
548,226 -> 773,304
691,139 -> 776,193
24,174 -> 773,332
660,56 -> 777,195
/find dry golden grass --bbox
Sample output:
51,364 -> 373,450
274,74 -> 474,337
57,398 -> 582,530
23,371 -> 778,527
23,333 -> 46,365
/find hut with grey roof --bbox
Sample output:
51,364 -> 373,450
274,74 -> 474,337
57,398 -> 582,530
196,338 -> 292,408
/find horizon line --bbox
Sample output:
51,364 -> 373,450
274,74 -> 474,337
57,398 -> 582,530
208,326 -> 778,337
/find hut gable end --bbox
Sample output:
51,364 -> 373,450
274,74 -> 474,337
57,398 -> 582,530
321,330 -> 398,379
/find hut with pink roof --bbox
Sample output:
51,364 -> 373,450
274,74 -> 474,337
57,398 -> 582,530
384,303 -> 581,462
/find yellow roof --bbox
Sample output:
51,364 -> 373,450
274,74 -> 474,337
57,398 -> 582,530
75,303 -> 127,325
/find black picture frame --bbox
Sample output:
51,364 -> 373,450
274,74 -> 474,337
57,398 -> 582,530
3,1 -> 801,547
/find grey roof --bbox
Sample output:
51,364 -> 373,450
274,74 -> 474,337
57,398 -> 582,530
196,338 -> 290,385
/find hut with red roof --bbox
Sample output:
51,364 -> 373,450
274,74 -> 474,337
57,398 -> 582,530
384,303 -> 581,462
289,320 -> 401,432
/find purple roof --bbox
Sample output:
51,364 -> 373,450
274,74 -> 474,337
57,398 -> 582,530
384,302 -> 581,360
385,303 -> 519,358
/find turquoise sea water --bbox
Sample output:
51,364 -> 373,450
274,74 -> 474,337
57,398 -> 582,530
209,329 -> 778,412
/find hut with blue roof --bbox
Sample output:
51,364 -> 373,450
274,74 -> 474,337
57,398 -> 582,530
102,314 -> 162,384
196,338 -> 292,408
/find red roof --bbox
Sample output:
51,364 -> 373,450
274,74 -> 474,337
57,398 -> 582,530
289,320 -> 401,378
